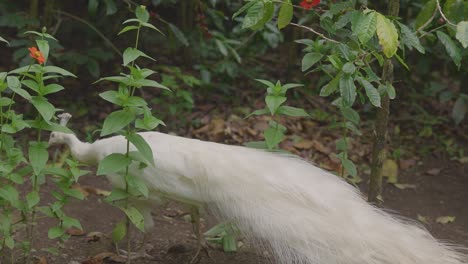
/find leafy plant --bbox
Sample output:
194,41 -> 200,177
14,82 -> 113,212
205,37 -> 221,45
0,30 -> 86,263
93,5 -> 169,262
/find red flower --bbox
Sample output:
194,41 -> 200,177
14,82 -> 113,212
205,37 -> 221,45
28,47 -> 45,64
300,0 -> 320,10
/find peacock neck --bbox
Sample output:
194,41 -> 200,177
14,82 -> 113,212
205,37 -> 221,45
64,134 -> 98,165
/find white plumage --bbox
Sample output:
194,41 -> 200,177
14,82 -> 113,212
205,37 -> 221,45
49,126 -> 467,264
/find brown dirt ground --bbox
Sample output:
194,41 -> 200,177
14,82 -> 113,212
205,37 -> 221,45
21,150 -> 467,264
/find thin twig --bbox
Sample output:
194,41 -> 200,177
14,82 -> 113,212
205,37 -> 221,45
290,23 -> 341,43
53,9 -> 122,57
435,0 -> 457,27
416,7 -> 437,32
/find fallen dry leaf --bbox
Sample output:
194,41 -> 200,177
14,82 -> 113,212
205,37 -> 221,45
84,186 -> 111,196
82,252 -> 127,264
66,227 -> 85,236
382,159 -> 398,183
72,184 -> 90,197
426,168 -> 442,176
294,139 -> 314,149
86,231 -> 104,243
436,216 -> 456,225
393,183 -> 417,190
35,256 -> 47,264
458,156 -> 468,164
417,215 -> 428,224
399,159 -> 417,170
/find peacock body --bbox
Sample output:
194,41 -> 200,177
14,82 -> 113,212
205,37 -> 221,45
49,130 -> 468,264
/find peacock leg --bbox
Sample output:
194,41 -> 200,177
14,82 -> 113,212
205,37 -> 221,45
189,205 -> 212,264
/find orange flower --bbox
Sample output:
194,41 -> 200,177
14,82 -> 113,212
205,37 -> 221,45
300,0 -> 320,10
28,47 -> 45,64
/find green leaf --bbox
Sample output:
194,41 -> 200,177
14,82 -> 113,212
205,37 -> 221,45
339,75 -> 357,106
341,107 -> 360,125
327,55 -> 343,69
443,0 -> 465,23
126,133 -> 155,166
255,79 -> 275,88
140,22 -> 164,35
382,83 -> 396,99
301,52 -> 323,72
7,76 -> 31,100
264,124 -> 286,150
127,174 -> 149,198
132,79 -> 170,90
452,97 -> 466,125
96,153 -> 131,175
135,5 -> 149,23
363,67 -> 380,82
276,106 -> 310,117
0,185 -> 19,205
376,13 -> 398,58
456,21 -> 468,48
245,108 -> 269,118
415,0 -> 437,30
437,31 -> 462,68
398,22 -> 425,53
101,109 -> 135,136
278,0 -> 293,30
341,158 -> 357,177
105,188 -> 129,202
104,0 -> 117,15
265,95 -> 287,115
233,1 -> 256,19
135,116 -> 164,130
242,2 -> 264,29
252,1 -> 274,30
354,11 -> 377,44
123,47 -> 155,66
26,191 -> 40,209
0,97 -> 13,107
357,77 -> 381,107
22,79 -> 39,93
4,236 -> 14,249
62,188 -> 85,200
223,234 -> 237,252
280,83 -> 303,93
88,0 -> 99,15
215,40 -> 228,56
118,25 -> 139,35
320,74 -> 341,97
123,206 -> 145,232
31,96 -> 55,122
112,221 -> 127,243
48,226 -> 65,239
29,141 -> 49,175
99,90 -> 123,106
42,66 -> 77,77
36,39 -> 49,64
42,84 -> 64,95
62,216 -> 82,230
394,53 -> 409,71
342,62 -> 356,74
125,96 -> 147,107
168,23 -> 189,46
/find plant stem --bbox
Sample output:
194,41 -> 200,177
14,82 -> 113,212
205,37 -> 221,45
53,10 -> 122,57
368,0 -> 399,203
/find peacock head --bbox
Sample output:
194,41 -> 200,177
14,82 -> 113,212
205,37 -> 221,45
49,112 -> 73,146
48,131 -> 69,146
